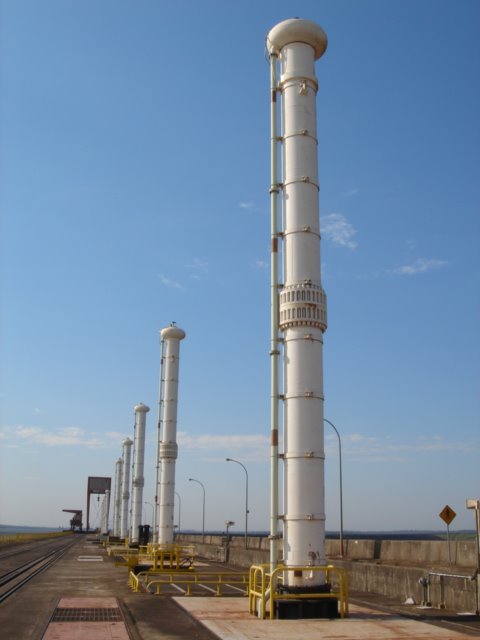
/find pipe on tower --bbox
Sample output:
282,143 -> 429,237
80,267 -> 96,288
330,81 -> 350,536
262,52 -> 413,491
120,437 -> 133,540
130,403 -> 150,544
266,18 -> 328,589
269,48 -> 280,575
113,457 -> 123,537
158,323 -> 186,545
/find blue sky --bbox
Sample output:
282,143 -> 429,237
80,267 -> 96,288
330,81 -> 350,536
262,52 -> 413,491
1,0 -> 479,533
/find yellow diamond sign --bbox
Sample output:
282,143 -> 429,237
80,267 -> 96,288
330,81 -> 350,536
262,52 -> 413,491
439,505 -> 456,526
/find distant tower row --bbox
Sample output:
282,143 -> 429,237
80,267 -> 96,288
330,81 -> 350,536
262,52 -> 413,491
110,324 -> 185,544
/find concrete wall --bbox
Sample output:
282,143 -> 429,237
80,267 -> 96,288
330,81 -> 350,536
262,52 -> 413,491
176,534 -> 273,567
175,534 -> 478,612
326,537 -> 476,567
177,534 -> 476,568
376,539 -> 477,567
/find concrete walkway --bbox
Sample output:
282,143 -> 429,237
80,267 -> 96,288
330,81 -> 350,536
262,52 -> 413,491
1,536 -> 478,639
178,597 -> 479,640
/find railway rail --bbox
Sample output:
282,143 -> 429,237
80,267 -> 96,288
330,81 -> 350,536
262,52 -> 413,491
0,538 -> 77,603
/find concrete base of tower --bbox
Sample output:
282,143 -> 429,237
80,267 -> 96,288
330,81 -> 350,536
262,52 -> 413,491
276,584 -> 339,619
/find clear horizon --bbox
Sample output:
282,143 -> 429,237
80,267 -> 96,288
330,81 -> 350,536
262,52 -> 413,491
1,523 -> 476,536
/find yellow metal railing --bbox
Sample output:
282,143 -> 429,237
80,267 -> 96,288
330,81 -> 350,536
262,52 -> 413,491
145,543 -> 196,570
249,563 -> 349,619
129,570 -> 142,592
112,547 -> 139,568
139,570 -> 249,596
117,542 -> 195,572
249,564 -> 269,616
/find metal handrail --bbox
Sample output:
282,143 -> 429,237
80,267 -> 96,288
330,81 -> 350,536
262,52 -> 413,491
146,571 -> 249,596
428,570 -> 477,580
249,563 -> 269,617
130,568 -> 249,595
249,563 -> 349,620
422,570 -> 478,610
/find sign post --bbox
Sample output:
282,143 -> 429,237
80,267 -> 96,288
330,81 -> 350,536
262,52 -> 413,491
466,499 -> 480,616
439,505 -> 456,565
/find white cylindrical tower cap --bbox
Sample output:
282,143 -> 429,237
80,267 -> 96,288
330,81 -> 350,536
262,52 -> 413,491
266,18 -> 327,59
134,403 -> 150,413
160,324 -> 186,341
122,437 -> 133,446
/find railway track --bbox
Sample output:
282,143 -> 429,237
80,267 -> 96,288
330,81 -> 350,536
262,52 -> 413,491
0,538 -> 77,603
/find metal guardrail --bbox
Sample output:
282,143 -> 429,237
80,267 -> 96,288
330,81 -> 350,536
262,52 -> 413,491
113,542 -> 196,572
129,569 -> 249,596
129,570 -> 143,592
420,570 -> 478,610
146,544 -> 196,570
249,563 -> 349,620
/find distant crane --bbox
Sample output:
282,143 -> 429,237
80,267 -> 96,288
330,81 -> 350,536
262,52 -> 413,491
62,509 -> 83,532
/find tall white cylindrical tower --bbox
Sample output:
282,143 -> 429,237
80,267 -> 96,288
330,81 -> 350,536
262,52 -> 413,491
120,437 -> 133,540
153,335 -> 166,543
129,403 -> 150,544
158,323 -> 186,545
101,489 -> 110,535
267,18 -> 328,589
113,457 -> 123,537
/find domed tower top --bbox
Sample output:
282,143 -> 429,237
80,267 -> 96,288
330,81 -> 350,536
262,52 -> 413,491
160,323 -> 186,341
134,403 -> 150,413
266,18 -> 327,59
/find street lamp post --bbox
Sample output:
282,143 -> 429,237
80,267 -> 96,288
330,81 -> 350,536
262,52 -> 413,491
144,501 -> 154,528
175,491 -> 182,534
324,418 -> 344,558
188,478 -> 205,543
226,457 -> 249,548
225,520 -> 235,537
